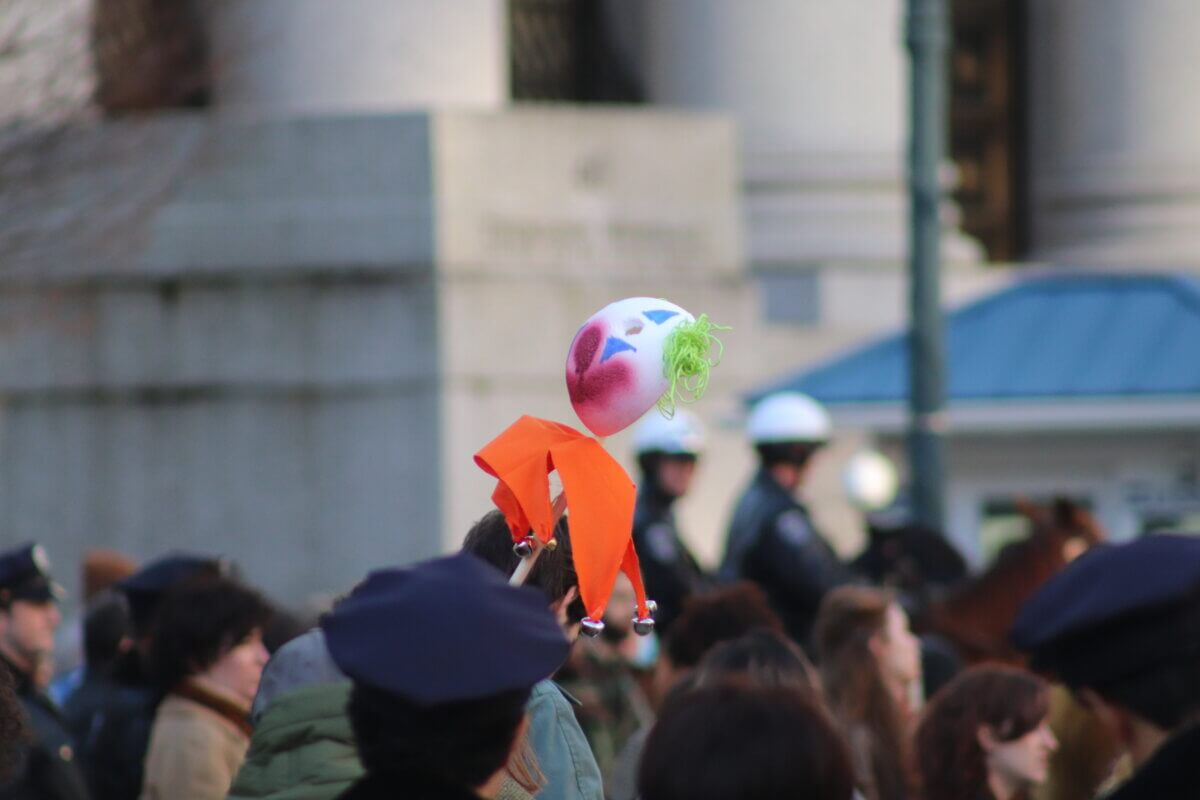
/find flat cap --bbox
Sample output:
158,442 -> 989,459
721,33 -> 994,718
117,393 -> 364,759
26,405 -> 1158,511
0,543 -> 62,604
116,553 -> 228,630
322,552 -> 569,706
116,553 -> 225,598
1011,534 -> 1200,687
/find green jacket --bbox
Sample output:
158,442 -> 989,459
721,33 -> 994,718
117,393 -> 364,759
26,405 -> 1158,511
226,682 -> 362,800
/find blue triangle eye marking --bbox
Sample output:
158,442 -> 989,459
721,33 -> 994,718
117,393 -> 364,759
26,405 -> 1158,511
643,310 -> 679,325
601,336 -> 637,363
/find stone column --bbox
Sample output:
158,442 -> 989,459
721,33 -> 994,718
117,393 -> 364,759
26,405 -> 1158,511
632,0 -> 979,267
1027,0 -> 1200,266
204,0 -> 508,116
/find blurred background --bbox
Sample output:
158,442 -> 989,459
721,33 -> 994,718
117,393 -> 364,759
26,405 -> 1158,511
1,0 -> 1199,615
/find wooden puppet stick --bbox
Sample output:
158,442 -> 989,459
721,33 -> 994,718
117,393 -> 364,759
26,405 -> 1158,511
509,492 -> 568,587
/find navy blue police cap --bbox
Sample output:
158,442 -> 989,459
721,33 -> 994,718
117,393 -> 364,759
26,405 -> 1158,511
1011,534 -> 1200,688
322,551 -> 569,707
0,543 -> 63,604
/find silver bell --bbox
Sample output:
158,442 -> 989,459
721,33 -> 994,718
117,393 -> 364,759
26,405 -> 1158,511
645,599 -> 659,619
512,536 -> 536,559
580,617 -> 605,637
632,616 -> 656,636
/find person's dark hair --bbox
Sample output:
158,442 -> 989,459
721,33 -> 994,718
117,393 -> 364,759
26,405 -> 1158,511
693,629 -> 820,694
147,574 -> 272,690
756,441 -> 821,468
0,667 -> 27,782
663,582 -> 783,670
83,590 -> 132,671
639,683 -> 855,800
814,586 -> 910,800
261,606 -> 313,655
125,559 -> 227,638
347,682 -> 529,792
1098,658 -> 1200,730
463,510 -> 583,622
915,665 -> 1050,800
1075,587 -> 1200,730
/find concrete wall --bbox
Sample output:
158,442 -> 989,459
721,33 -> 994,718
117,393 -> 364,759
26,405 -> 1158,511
0,114 -> 442,608
205,0 -> 508,116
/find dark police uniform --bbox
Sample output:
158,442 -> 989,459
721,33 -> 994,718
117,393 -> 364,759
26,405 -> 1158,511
720,468 -> 854,647
322,552 -> 571,800
0,544 -> 89,800
631,484 -> 709,634
1012,534 -> 1200,800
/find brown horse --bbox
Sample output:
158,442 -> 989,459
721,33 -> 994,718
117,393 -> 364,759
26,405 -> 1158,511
920,498 -> 1106,665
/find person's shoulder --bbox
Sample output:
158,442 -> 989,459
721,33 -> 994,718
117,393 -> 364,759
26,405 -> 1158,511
19,689 -> 72,741
153,695 -> 243,746
1106,723 -> 1200,800
769,507 -> 815,545
640,522 -> 681,563
526,681 -> 603,800
529,679 -> 580,713
528,678 -> 561,704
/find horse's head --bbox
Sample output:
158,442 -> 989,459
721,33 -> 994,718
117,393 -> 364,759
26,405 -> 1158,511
1016,496 -> 1106,565
926,497 -> 1107,665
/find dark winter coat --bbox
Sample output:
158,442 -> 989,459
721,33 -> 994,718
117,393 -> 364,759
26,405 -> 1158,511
0,656 -> 89,800
720,468 -> 854,647
1106,723 -> 1200,800
76,652 -> 161,800
631,484 -> 709,634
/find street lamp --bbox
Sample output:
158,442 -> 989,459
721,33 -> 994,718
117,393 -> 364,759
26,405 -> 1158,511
905,0 -> 949,531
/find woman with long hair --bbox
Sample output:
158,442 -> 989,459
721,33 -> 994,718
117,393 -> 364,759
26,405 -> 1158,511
814,586 -> 922,800
915,665 -> 1057,800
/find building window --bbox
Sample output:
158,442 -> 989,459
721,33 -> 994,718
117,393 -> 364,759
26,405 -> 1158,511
758,269 -> 820,327
92,0 -> 211,112
508,0 -> 642,102
949,0 -> 1028,261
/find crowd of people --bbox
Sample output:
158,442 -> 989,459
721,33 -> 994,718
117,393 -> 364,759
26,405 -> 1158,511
0,391 -> 1197,800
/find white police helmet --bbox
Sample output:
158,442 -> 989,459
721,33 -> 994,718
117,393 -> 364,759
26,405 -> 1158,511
746,392 -> 832,444
842,449 -> 899,511
632,409 -> 706,457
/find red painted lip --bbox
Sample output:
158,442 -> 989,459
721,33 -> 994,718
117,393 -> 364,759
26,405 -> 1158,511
567,322 -> 632,408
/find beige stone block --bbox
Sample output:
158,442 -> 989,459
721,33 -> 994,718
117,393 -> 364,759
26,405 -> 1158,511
433,109 -> 742,276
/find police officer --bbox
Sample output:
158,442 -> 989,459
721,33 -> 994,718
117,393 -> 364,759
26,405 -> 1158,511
0,543 -> 89,800
322,552 -> 570,799
720,392 -> 854,649
1012,534 -> 1200,798
631,410 -> 710,634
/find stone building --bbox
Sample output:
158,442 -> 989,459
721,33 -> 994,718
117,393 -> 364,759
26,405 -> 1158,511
1,0 -> 1194,605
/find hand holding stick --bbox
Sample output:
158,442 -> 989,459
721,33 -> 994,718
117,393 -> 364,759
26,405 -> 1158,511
509,492 -> 568,586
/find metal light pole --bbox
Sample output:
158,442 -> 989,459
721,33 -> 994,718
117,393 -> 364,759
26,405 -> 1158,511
905,0 -> 948,531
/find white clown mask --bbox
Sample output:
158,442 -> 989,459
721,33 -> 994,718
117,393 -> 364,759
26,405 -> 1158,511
566,297 -> 695,438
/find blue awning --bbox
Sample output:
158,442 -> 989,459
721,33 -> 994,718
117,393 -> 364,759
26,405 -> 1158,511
751,273 -> 1200,408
